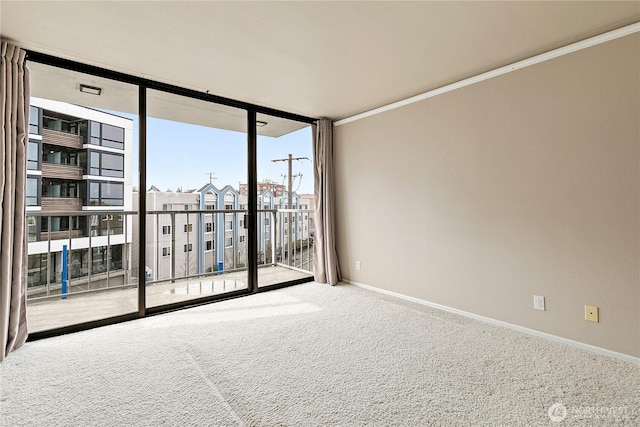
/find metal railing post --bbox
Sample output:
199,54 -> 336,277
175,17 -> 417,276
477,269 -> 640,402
271,210 -> 276,267
171,212 -> 176,283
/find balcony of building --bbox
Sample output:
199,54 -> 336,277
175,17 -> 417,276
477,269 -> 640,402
41,178 -> 85,212
41,128 -> 84,149
40,197 -> 83,211
41,162 -> 84,180
26,208 -> 314,333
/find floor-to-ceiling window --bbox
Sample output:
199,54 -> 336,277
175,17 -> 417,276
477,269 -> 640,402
256,113 -> 314,288
25,55 -> 316,337
144,89 -> 249,308
26,62 -> 139,333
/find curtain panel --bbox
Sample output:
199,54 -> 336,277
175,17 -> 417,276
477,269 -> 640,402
0,41 -> 29,361
312,119 -> 341,285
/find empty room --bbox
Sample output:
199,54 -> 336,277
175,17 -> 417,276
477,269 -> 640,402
1,2 -> 639,426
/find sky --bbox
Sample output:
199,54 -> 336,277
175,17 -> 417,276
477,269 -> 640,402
113,112 -> 314,195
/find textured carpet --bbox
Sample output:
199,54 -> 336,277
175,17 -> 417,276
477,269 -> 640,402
1,282 -> 638,426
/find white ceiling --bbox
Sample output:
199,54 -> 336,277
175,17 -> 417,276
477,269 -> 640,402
1,1 -> 639,122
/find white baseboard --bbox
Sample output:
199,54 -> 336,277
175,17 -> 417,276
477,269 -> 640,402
342,280 -> 640,367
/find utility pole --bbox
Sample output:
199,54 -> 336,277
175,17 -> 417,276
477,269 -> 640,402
272,154 -> 308,260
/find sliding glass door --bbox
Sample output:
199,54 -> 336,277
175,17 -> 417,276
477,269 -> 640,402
145,90 -> 249,308
256,114 -> 315,288
24,53 -> 316,337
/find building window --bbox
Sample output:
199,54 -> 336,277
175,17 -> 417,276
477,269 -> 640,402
27,216 -> 37,242
239,235 -> 245,243
89,121 -> 125,150
26,177 -> 39,206
205,204 -> 215,210
184,204 -> 191,211
88,151 -> 124,178
225,220 -> 233,231
183,243 -> 193,252
88,181 -> 124,206
70,248 -> 89,279
225,204 -> 233,210
27,140 -> 40,170
162,247 -> 171,256
43,144 -> 80,167
264,218 -> 270,226
184,224 -> 193,233
29,106 -> 41,135
162,225 -> 171,235
42,215 -> 87,235
162,203 -> 170,211
205,222 -> 213,233
43,178 -> 81,199
205,240 -> 213,251
27,253 -> 48,288
225,237 -> 233,247
239,219 -> 244,228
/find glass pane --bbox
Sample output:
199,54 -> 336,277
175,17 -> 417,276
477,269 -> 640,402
90,121 -> 100,137
102,153 -> 124,171
146,89 -> 248,308
256,113 -> 314,288
102,123 -> 124,142
26,62 -> 139,332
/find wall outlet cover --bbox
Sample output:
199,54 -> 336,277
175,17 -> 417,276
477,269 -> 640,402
533,295 -> 545,311
585,305 -> 599,323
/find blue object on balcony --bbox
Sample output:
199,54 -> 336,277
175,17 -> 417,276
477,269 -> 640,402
61,245 -> 68,300
218,262 -> 223,274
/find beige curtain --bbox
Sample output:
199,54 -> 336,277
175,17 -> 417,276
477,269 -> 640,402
1,42 -> 29,361
312,119 -> 341,285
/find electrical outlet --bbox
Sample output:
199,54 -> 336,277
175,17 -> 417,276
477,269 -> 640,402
533,295 -> 545,311
585,305 -> 599,323
355,261 -> 361,271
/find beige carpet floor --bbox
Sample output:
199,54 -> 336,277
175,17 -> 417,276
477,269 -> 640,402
1,282 -> 638,426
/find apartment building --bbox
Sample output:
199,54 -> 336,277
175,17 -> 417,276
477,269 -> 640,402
239,180 -> 286,197
134,184 -> 313,283
26,98 -> 134,296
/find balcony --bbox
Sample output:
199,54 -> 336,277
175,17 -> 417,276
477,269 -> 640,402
41,197 -> 83,212
41,162 -> 84,180
26,208 -> 315,333
41,128 -> 84,149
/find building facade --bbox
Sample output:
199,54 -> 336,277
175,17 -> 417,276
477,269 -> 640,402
136,184 -> 314,283
26,98 -> 134,296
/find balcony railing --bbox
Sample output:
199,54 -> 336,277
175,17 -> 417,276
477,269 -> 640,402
41,128 -> 84,149
26,208 -> 314,301
27,210 -> 136,299
41,163 -> 84,180
41,197 -> 83,212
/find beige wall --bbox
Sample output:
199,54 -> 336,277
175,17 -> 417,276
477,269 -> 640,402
334,34 -> 639,357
